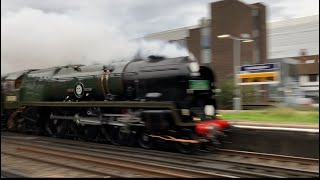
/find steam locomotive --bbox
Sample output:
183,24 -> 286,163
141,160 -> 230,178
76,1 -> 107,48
1,56 -> 231,154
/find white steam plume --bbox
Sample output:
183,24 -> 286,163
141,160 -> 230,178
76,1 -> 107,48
1,8 -> 190,74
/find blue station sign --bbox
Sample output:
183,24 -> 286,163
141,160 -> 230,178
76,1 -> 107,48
240,63 -> 278,73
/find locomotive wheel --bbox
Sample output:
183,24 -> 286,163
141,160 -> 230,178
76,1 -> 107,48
21,107 -> 42,134
55,119 -> 69,138
69,121 -> 81,139
79,125 -> 99,141
101,125 -> 121,145
175,132 -> 199,154
138,132 -> 154,149
118,126 -> 135,146
16,117 -> 27,133
45,118 -> 56,136
45,119 -> 69,138
101,125 -> 135,146
203,138 -> 221,152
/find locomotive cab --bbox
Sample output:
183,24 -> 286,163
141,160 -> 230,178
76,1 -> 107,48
1,70 -> 34,130
1,71 -> 29,109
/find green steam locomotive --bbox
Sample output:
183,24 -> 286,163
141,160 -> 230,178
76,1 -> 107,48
1,56 -> 231,154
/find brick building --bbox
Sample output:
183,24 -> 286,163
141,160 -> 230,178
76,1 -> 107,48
147,0 -> 267,85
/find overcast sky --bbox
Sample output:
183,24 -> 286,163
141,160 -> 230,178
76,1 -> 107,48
1,0 -> 319,74
2,0 -> 319,37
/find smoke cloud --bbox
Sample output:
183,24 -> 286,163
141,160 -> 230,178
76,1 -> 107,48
1,8 -> 189,74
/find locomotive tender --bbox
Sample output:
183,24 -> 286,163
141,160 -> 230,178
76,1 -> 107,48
1,56 -> 231,153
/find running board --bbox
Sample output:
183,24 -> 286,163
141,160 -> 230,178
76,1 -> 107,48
149,135 -> 209,144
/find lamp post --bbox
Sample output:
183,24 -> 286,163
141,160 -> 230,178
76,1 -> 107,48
217,34 -> 254,110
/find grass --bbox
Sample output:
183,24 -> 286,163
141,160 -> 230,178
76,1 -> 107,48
219,106 -> 319,124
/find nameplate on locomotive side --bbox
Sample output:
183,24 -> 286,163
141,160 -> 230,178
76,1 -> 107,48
6,96 -> 17,102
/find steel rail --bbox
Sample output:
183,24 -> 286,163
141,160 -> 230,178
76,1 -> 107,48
3,140 -> 235,178
2,133 -> 318,178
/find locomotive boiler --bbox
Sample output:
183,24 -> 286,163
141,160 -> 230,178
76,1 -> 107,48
1,56 -> 231,154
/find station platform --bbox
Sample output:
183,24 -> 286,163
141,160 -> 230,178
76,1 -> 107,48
228,120 -> 319,129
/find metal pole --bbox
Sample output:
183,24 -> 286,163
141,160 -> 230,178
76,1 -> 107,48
233,39 -> 241,110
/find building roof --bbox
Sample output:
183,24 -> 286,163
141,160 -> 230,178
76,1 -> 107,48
143,15 -> 319,59
143,25 -> 198,41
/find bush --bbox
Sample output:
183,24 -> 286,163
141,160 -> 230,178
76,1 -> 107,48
216,77 -> 256,109
216,77 -> 234,109
240,85 -> 256,104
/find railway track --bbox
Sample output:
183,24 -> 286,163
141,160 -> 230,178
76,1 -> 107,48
216,148 -> 319,168
1,132 -> 319,178
1,167 -> 32,178
1,135 -> 233,178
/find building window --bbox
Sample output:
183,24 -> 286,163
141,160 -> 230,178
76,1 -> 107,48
200,27 -> 211,49
201,36 -> 211,49
309,74 -> 317,82
252,9 -> 259,16
306,60 -> 315,64
201,49 -> 211,64
200,27 -> 211,63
